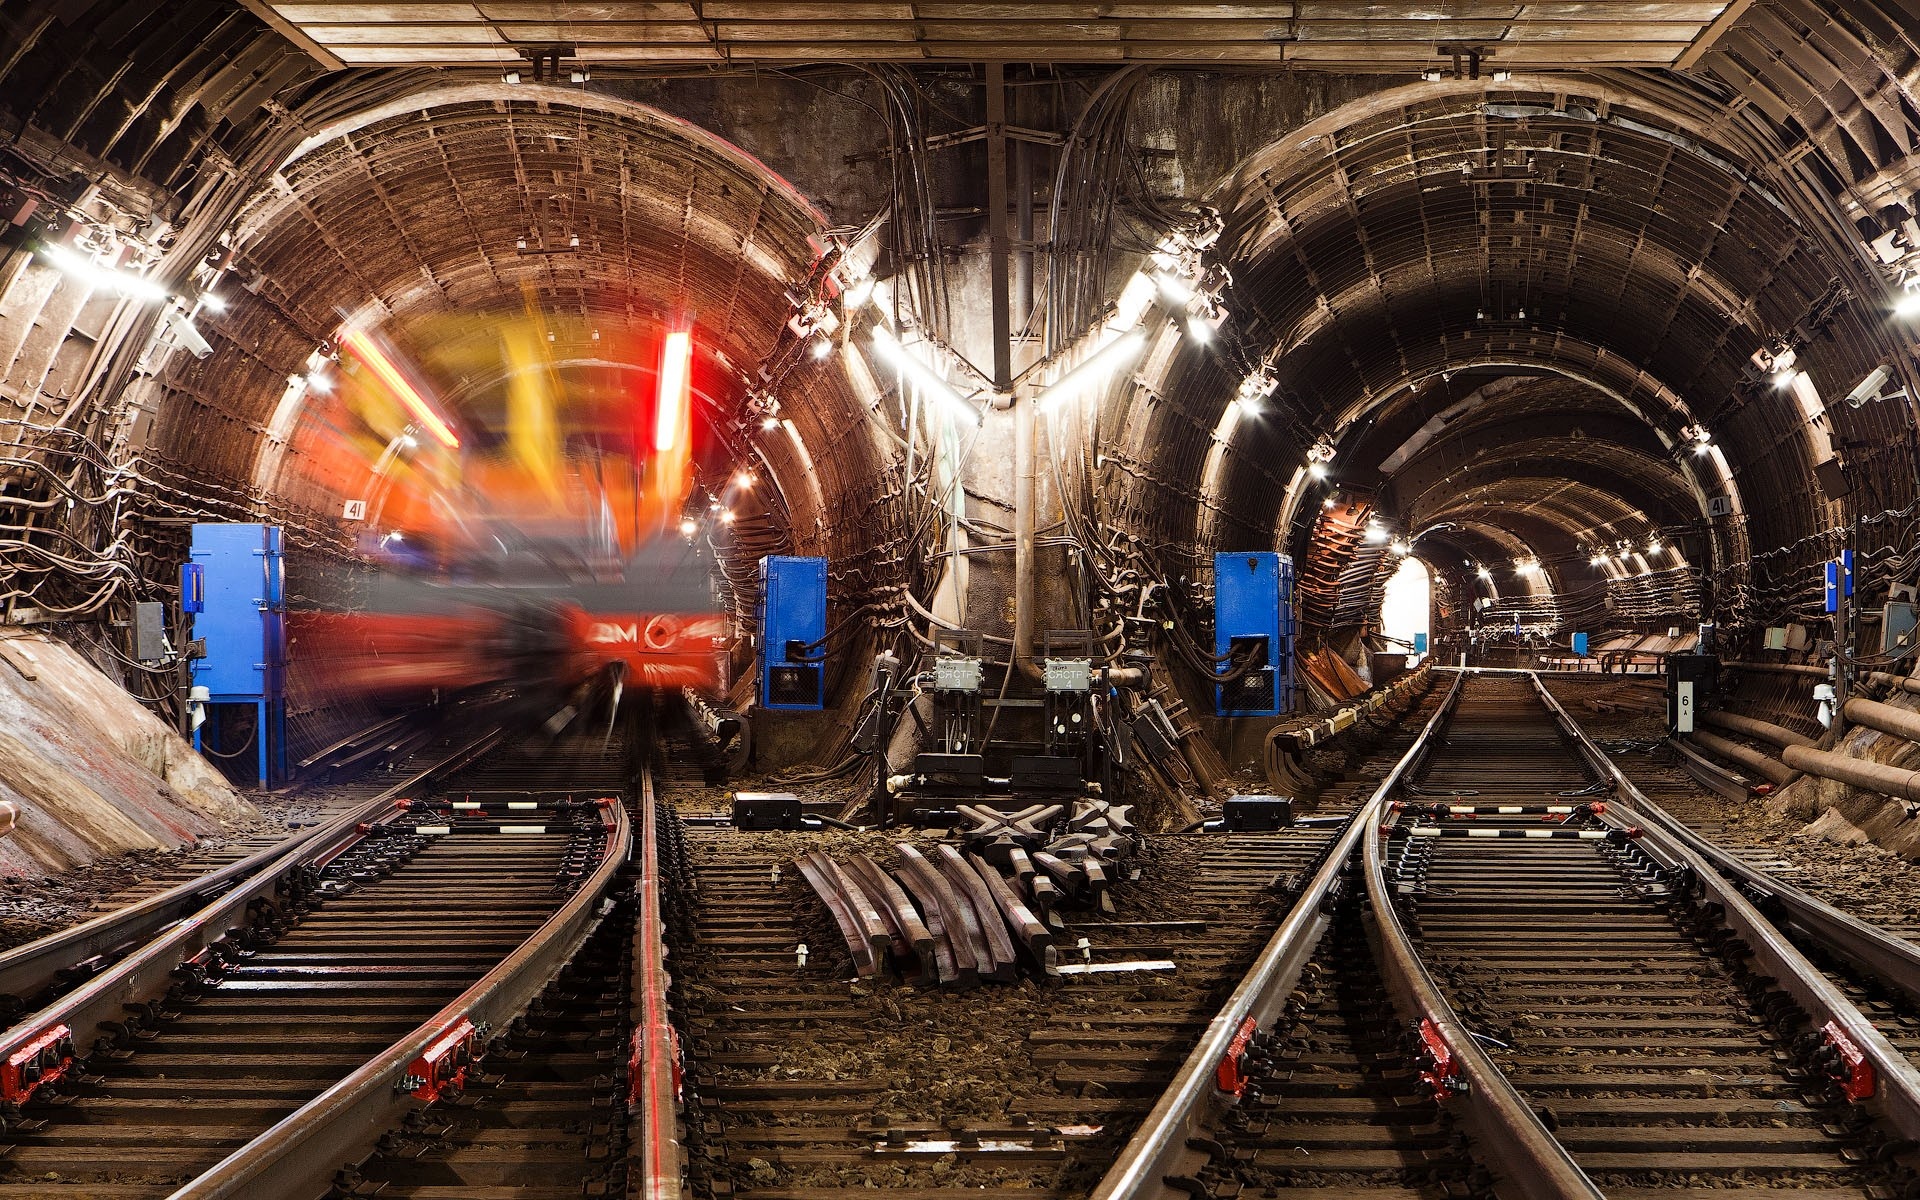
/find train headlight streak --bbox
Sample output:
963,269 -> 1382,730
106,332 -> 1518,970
655,330 -> 692,452
340,329 -> 460,448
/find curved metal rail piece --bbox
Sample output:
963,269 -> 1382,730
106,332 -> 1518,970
166,795 -> 632,1200
1531,671 -> 1920,1145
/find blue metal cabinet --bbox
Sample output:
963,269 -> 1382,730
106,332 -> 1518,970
1214,551 -> 1294,716
187,524 -> 286,784
759,555 -> 827,711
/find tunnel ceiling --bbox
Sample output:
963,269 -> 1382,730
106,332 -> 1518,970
245,1 -> 1739,70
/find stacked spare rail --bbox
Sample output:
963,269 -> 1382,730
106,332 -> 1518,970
1098,668 -> 1920,1200
0,719 -> 637,1200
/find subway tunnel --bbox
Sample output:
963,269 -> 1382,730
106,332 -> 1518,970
0,1 -> 1911,791
0,0 -> 1916,793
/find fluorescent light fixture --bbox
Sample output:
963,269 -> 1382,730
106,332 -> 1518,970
842,277 -> 876,310
1036,329 -> 1148,411
1476,566 -> 1493,580
1365,523 -> 1388,543
340,328 -> 460,448
1307,461 -> 1329,480
33,242 -> 170,303
1154,272 -> 1196,306
655,329 -> 692,452
870,326 -> 978,422
198,292 -> 226,312
1113,272 -> 1157,328
1590,554 -> 1607,567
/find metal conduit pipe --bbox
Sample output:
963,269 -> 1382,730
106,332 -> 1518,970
1698,709 -> 1815,751
1689,731 -> 1800,788
1867,671 -> 1920,697
1723,660 -> 1830,679
1782,744 -> 1920,803
1843,697 -> 1920,744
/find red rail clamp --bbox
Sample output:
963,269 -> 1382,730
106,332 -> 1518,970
1416,1019 -> 1462,1101
1215,1016 -> 1259,1096
1820,1021 -> 1876,1101
1,1023 -> 74,1106
406,1017 -> 478,1103
627,1020 -> 684,1108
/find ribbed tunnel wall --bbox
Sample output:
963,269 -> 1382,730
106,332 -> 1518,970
0,0 -> 1918,743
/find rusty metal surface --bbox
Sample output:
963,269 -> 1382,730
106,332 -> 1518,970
242,3 -> 1731,69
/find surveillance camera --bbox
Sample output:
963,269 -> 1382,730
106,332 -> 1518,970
163,306 -> 213,358
1845,363 -> 1893,408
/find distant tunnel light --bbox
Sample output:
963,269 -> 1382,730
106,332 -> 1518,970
655,329 -> 692,453
339,329 -> 460,448
33,242 -> 170,303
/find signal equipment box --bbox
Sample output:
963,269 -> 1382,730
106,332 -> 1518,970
1666,652 -> 1719,734
1214,551 -> 1295,716
187,523 -> 287,784
759,555 -> 827,710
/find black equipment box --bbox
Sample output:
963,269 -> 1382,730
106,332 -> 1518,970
1010,754 -> 1084,795
913,752 -> 987,789
1222,794 -> 1295,831
732,791 -> 803,830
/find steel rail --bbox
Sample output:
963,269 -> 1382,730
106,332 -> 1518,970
0,722 -> 507,1010
1360,685 -> 1604,1200
1532,671 -> 1920,1145
1093,669 -> 1579,1200
630,767 -> 688,1199
167,794 -> 632,1200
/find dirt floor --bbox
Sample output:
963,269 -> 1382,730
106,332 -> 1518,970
1544,675 -> 1920,933
0,789 -> 350,953
670,801 -> 1307,1196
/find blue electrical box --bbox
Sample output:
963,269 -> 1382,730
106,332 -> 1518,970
1214,551 -> 1294,716
188,524 -> 287,784
760,555 -> 827,711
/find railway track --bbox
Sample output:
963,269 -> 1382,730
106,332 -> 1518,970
1097,669 -> 1920,1200
1395,675 -> 1888,1193
0,715 -> 634,1200
657,684 -> 1447,1200
0,696 -> 534,1023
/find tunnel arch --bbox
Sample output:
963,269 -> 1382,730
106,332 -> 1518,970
1091,72 -> 1918,650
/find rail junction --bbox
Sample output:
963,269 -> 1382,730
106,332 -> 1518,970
0,674 -> 1901,1199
